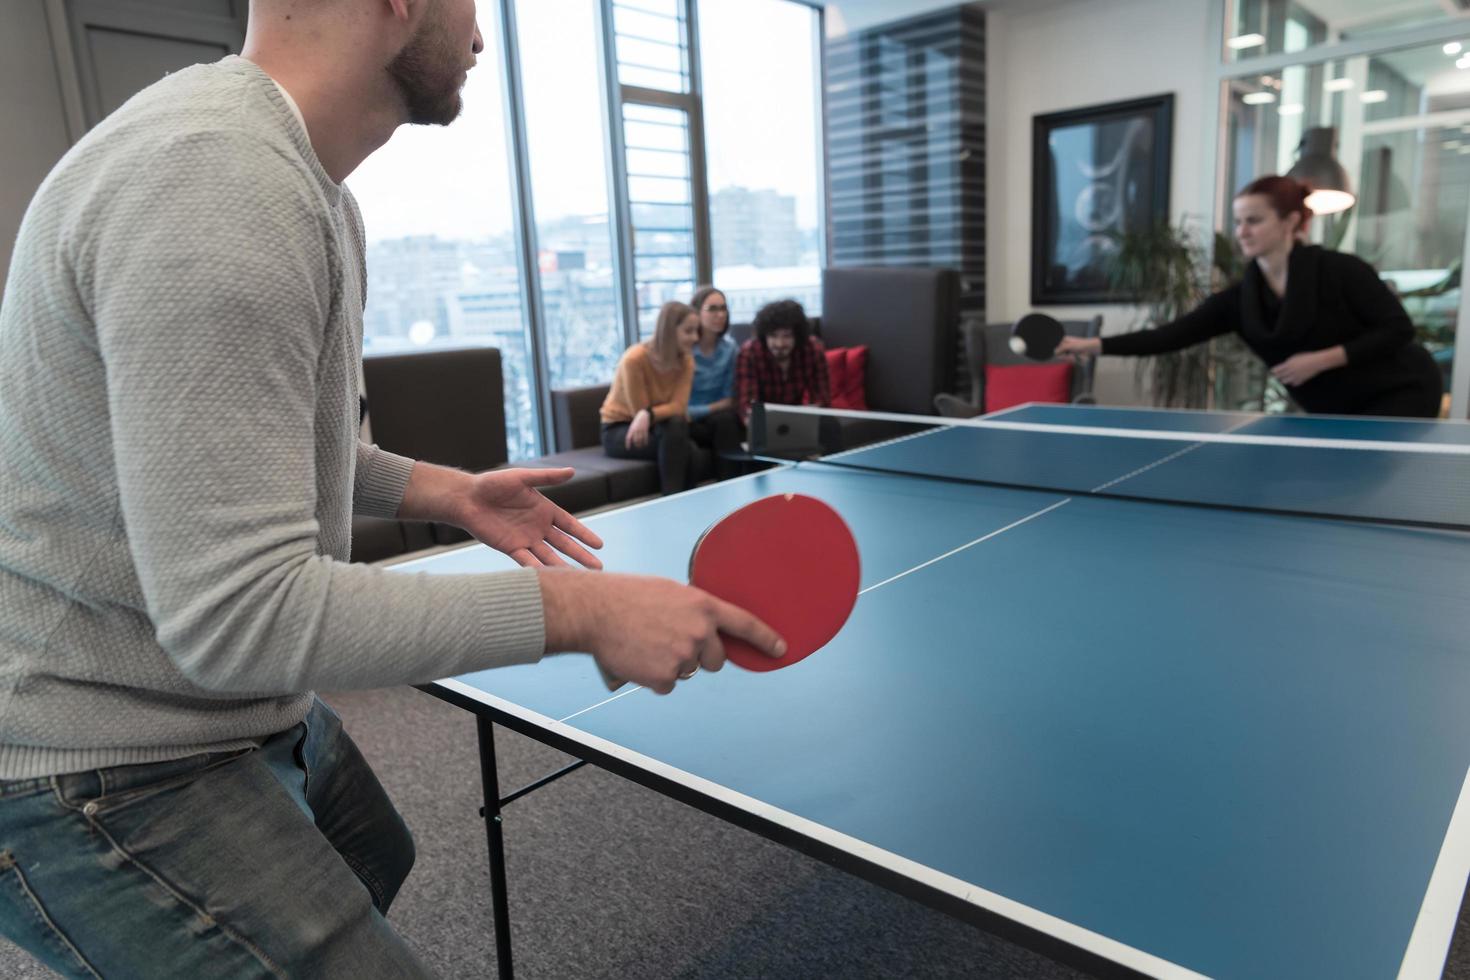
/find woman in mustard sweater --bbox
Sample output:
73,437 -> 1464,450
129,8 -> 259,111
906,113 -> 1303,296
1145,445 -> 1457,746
601,301 -> 701,494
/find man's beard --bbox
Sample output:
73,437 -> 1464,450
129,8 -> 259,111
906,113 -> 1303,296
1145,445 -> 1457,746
386,12 -> 465,126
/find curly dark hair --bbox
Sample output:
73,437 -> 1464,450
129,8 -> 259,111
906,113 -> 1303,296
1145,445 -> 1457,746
752,299 -> 810,346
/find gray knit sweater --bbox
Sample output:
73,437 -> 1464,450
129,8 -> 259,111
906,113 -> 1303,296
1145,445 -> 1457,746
0,57 -> 545,779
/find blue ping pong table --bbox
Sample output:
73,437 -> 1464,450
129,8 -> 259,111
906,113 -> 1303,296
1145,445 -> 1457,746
401,403 -> 1470,980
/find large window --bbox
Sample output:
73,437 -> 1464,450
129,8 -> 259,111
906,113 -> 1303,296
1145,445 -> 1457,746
623,100 -> 700,336
608,0 -> 704,337
614,0 -> 690,92
351,0 -> 828,460
516,0 -> 627,391
350,16 -> 540,460
698,0 -> 823,321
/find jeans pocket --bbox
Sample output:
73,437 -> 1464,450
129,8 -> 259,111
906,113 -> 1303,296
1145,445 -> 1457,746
75,749 -> 255,818
0,849 -> 101,979
298,698 -> 346,798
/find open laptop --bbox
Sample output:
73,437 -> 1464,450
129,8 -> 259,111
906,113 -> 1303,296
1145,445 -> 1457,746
748,402 -> 826,459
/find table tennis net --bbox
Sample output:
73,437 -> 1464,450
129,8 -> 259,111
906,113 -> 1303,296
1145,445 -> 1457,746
748,405 -> 1470,531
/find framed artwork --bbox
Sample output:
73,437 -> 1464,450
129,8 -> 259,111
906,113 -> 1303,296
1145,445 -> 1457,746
1031,94 -> 1174,304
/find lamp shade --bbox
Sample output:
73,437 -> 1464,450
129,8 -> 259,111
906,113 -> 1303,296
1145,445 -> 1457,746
1285,127 -> 1356,214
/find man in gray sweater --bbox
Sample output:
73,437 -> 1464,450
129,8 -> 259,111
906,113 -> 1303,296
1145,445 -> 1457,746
0,0 -> 782,974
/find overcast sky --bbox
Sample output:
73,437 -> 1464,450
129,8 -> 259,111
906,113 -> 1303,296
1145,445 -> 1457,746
349,0 -> 821,244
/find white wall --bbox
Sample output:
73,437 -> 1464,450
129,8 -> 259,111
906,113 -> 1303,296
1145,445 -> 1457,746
0,1 -> 74,298
985,0 -> 1216,404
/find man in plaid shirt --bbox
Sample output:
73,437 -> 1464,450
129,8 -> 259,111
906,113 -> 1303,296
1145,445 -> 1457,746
735,299 -> 831,424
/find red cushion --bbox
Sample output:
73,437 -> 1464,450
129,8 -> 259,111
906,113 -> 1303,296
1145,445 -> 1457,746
983,362 -> 1073,414
825,345 -> 869,411
824,347 -> 847,403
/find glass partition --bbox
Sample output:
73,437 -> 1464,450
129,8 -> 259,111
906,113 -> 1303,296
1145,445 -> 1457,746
1226,0 -> 1468,62
1221,38 -> 1466,412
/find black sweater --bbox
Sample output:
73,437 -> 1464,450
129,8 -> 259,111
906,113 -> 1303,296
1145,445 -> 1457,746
1101,245 -> 1440,415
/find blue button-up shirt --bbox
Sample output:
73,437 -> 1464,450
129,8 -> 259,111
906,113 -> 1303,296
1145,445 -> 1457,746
689,334 -> 737,418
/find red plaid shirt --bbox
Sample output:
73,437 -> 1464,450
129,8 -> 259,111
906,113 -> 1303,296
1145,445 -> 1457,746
735,337 -> 830,422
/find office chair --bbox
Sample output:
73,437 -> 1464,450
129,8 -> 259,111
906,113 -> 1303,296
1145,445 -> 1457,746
933,315 -> 1103,418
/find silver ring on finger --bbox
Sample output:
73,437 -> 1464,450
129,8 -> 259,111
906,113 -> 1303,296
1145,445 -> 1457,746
678,666 -> 698,680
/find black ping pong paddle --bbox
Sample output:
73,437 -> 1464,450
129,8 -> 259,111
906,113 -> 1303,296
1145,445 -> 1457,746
1010,313 -> 1066,361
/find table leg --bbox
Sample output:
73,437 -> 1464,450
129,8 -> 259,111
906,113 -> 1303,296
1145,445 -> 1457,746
477,715 -> 515,980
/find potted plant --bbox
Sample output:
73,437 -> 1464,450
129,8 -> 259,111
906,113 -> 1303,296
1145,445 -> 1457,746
1105,219 -> 1268,410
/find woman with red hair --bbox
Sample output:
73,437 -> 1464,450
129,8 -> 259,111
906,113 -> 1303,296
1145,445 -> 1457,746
1057,175 -> 1442,417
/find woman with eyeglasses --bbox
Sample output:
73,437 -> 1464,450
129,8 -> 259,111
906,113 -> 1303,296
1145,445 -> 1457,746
686,285 -> 743,479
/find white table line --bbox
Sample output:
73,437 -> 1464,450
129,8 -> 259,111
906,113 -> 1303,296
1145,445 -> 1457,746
858,498 -> 1073,596
560,684 -> 643,723
1090,411 -> 1258,494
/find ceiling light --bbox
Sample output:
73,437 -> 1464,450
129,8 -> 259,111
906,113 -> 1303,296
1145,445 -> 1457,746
1287,128 -> 1356,215
1446,41 -> 1463,55
1305,189 -> 1355,213
1460,145 -> 1470,155
1360,90 -> 1388,104
1458,54 -> 1470,69
1324,77 -> 1354,92
1242,92 -> 1277,105
1228,33 -> 1267,50
1446,140 -> 1462,149
1279,104 -> 1305,116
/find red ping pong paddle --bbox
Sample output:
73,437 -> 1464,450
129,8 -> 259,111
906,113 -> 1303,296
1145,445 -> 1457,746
1010,313 -> 1066,361
689,493 -> 860,672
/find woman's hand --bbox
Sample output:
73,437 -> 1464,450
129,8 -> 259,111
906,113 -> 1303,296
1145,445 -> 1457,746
1054,336 -> 1102,359
1271,347 -> 1346,387
626,409 -> 651,449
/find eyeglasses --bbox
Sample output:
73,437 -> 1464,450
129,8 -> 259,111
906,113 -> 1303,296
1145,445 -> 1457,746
704,304 -> 728,314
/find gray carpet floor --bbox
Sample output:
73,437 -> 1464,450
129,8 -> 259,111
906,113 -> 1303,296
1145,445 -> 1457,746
4,684 -> 1469,978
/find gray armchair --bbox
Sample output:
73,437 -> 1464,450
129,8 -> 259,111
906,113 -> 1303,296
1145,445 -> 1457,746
934,315 -> 1103,418
355,347 -> 510,556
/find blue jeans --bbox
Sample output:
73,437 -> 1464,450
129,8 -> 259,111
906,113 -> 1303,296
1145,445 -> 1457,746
0,698 -> 433,978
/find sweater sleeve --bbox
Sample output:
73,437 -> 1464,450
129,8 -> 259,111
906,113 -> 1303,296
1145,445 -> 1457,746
85,131 -> 544,696
650,356 -> 693,421
1337,256 -> 1416,364
1101,288 -> 1238,357
354,442 -> 416,518
599,348 -> 635,424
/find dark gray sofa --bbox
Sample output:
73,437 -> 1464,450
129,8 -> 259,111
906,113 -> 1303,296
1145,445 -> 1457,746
540,266 -> 960,510
729,265 -> 959,448
534,384 -> 715,500
351,347 -> 510,561
351,347 -> 682,561
354,346 -> 608,559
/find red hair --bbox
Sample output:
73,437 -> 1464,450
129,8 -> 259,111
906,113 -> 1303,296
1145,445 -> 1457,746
1236,175 -> 1312,228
